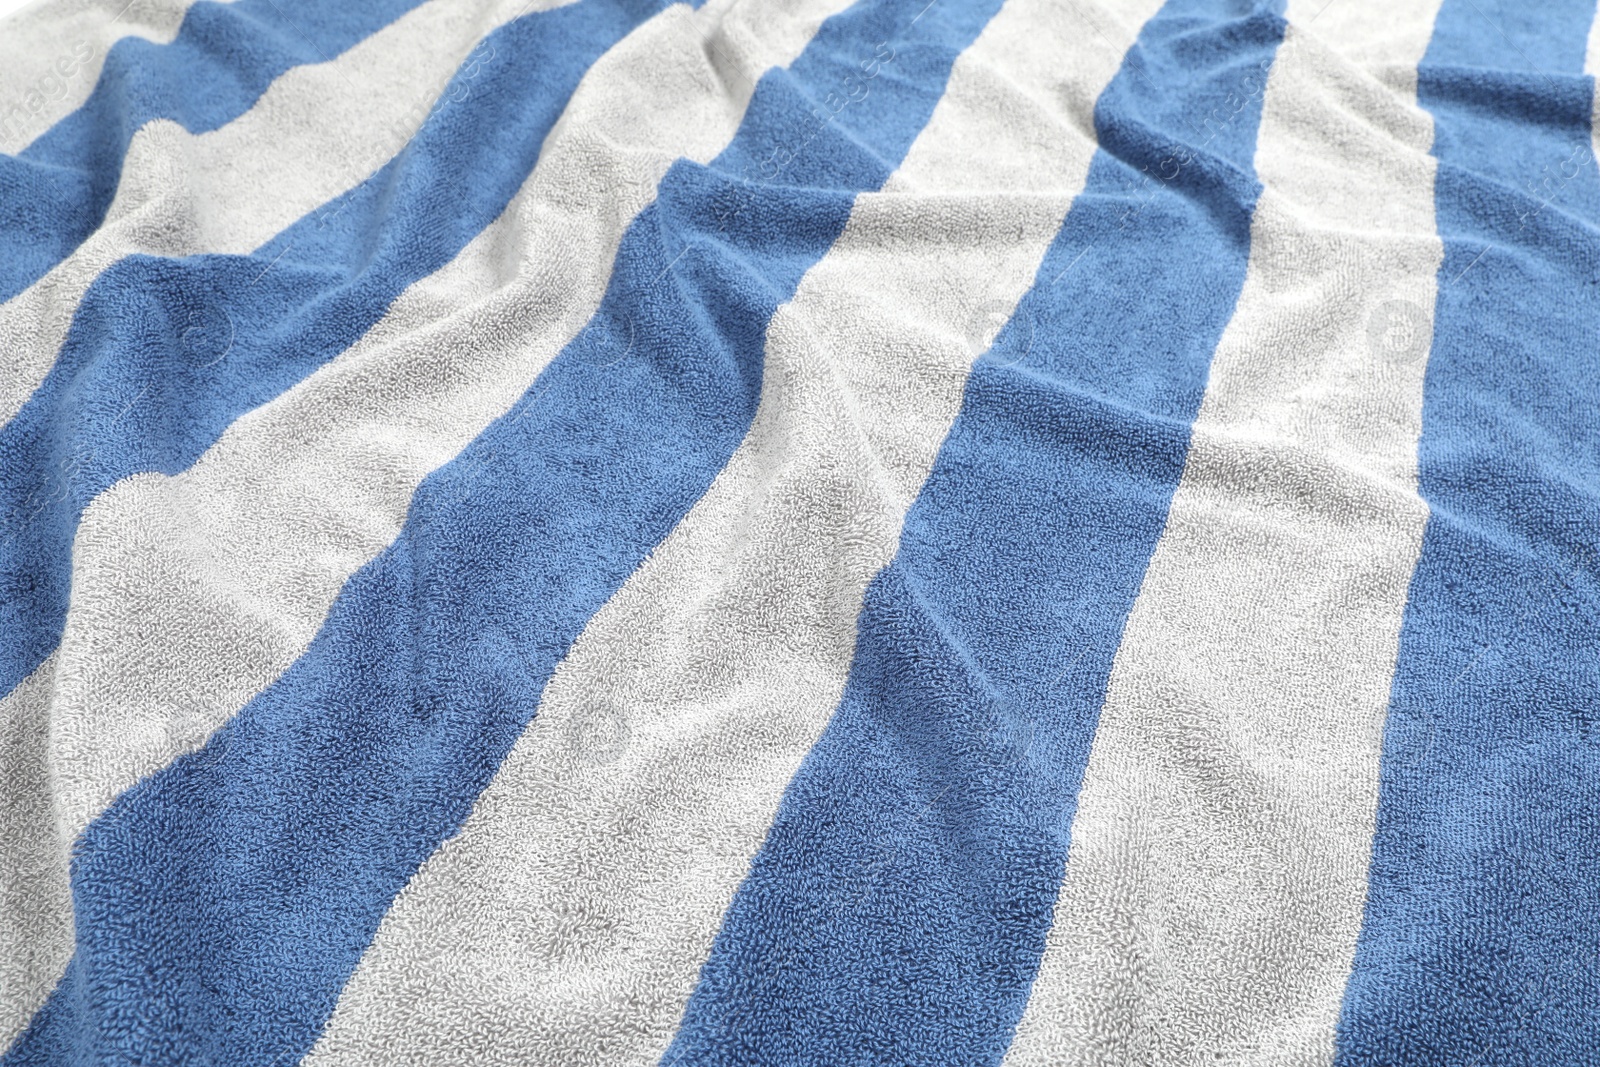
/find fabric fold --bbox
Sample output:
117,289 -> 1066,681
0,0 -> 561,432
0,0 -> 431,307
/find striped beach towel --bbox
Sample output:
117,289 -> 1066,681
0,0 -> 1596,1063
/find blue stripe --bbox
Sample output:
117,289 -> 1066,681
1336,2 -> 1600,1063
0,0 -> 659,707
0,0 -> 433,309
658,2 -> 1284,1064
1,0 -> 1007,1060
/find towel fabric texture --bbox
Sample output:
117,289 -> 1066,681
0,0 -> 1596,1063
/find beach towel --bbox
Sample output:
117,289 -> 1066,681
0,0 -> 1596,1062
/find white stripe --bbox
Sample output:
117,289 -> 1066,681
0,0 -> 841,1046
302,0 -> 1166,1063
0,0 -> 564,432
1002,3 -> 1444,1064
0,664 -> 66,1046
0,0 -> 237,156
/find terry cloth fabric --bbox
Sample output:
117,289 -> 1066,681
0,0 -> 1595,1063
